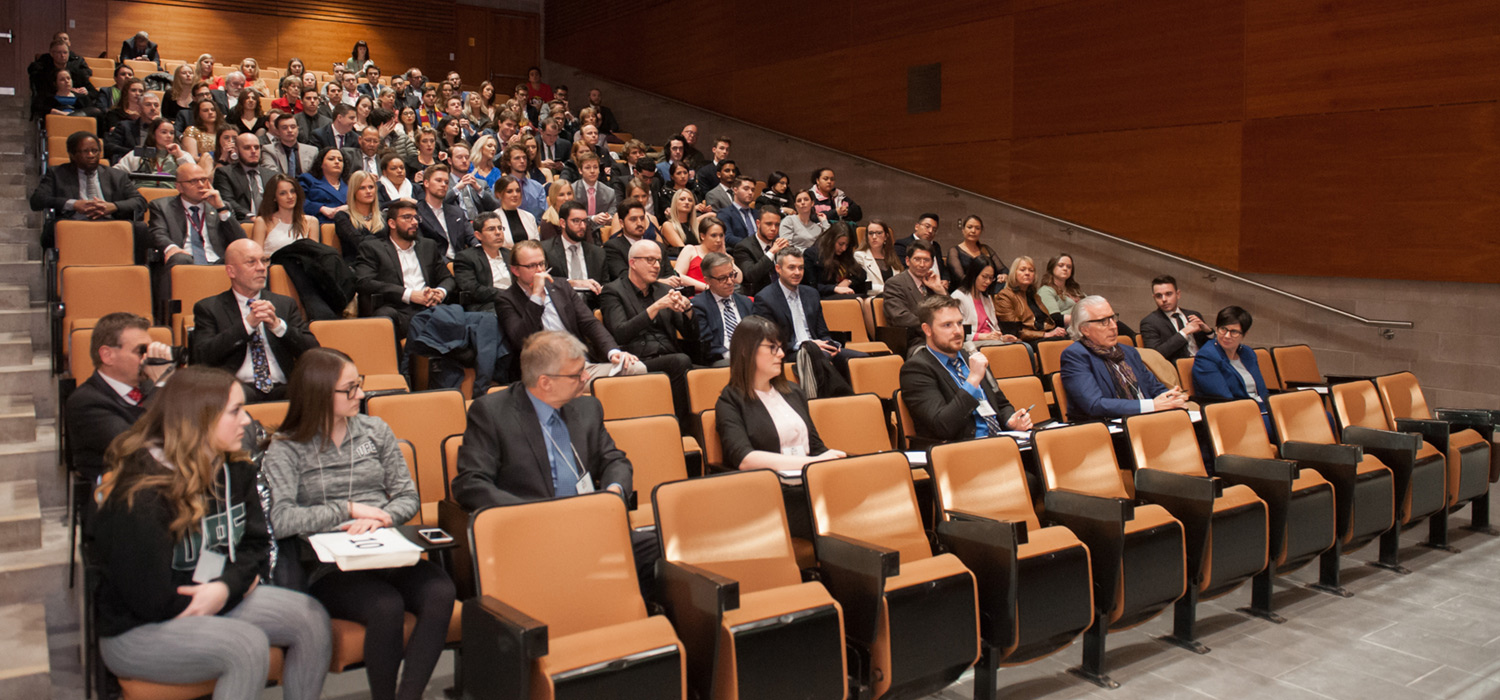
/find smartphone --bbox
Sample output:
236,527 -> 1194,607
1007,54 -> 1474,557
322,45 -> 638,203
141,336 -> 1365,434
418,528 -> 453,545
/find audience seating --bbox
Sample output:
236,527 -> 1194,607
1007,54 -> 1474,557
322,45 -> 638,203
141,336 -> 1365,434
122,59 -> 157,75
170,264 -> 230,343
1255,348 -> 1281,391
928,437 -> 1093,696
266,264 -> 307,319
1036,340 -> 1072,376
1115,334 -> 1135,347
604,414 -> 693,530
980,343 -> 1035,379
594,372 -> 674,420
67,326 -> 173,381
463,493 -> 686,698
847,354 -> 904,445
1270,344 -> 1367,389
244,400 -> 289,431
653,470 -> 848,699
993,375 -> 1053,425
1123,410 -> 1271,650
1268,389 -> 1410,575
685,367 -> 729,416
803,452 -> 980,698
1174,357 -> 1195,397
1376,371 -> 1500,487
51,220 -> 136,298
320,223 -> 341,256
45,114 -> 96,139
60,265 -> 152,351
1032,423 -> 1187,687
1136,346 -> 1180,389
308,318 -> 409,393
84,57 -> 114,73
1048,372 -> 1070,423
366,389 -> 467,525
821,298 -> 893,354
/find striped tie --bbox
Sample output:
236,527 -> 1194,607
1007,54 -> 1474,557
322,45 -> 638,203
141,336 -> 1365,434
721,298 -> 739,341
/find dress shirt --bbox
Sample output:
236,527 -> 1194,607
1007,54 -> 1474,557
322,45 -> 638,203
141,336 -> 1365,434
757,387 -> 810,457
528,285 -> 566,332
1171,311 -> 1199,356
395,240 -> 427,302
928,346 -> 993,438
98,372 -> 143,406
712,291 -> 736,352
242,166 -> 264,217
359,151 -> 378,174
779,281 -> 811,348
233,290 -> 288,385
182,199 -> 227,263
425,200 -> 455,258
485,249 -> 512,291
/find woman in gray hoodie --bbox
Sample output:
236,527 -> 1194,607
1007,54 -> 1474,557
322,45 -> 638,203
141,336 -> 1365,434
263,348 -> 455,700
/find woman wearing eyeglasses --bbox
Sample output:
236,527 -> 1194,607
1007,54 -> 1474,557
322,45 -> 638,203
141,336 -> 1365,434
1190,306 -> 1271,419
262,348 -> 455,700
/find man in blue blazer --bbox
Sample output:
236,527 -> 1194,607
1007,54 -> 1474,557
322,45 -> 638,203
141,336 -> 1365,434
714,177 -> 759,248
750,247 -> 867,387
691,252 -> 753,366
1060,295 -> 1187,420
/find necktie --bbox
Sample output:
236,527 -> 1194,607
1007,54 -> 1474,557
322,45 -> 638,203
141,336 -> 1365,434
246,169 -> 261,216
740,208 -> 753,235
188,205 -> 207,264
125,387 -> 143,405
83,170 -> 100,201
1172,313 -> 1184,330
721,297 -> 739,342
568,244 -> 585,280
285,146 -> 300,176
246,300 -> 274,394
335,132 -> 344,149
945,353 -> 1002,436
586,186 -> 596,216
545,413 -> 578,496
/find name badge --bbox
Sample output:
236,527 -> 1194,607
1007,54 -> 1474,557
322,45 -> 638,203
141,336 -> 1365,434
575,471 -> 596,494
976,400 -> 998,418
781,444 -> 808,457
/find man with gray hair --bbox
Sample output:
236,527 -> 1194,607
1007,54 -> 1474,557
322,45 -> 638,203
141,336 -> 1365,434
599,237 -> 696,418
691,251 -> 752,366
1060,295 -> 1186,420
217,71 -> 245,113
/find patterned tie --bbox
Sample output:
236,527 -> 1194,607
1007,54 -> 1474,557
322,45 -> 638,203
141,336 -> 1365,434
586,186 -> 597,216
83,170 -> 100,201
568,244 -> 585,280
247,300 -> 274,394
546,413 -> 578,496
125,387 -> 143,405
188,205 -> 207,264
721,297 -> 739,339
285,146 -> 300,176
945,353 -> 1001,436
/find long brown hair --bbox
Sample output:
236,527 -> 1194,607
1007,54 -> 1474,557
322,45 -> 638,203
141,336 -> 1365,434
100,367 -> 246,537
1040,253 -> 1084,300
258,174 -> 310,239
277,348 -> 354,447
857,219 -> 903,273
727,316 -> 790,397
814,222 -> 857,281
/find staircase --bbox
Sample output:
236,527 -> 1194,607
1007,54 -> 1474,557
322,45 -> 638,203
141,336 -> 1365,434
0,95 -> 75,700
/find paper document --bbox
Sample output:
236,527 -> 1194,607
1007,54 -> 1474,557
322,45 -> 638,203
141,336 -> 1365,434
308,528 -> 423,571
904,451 -> 928,466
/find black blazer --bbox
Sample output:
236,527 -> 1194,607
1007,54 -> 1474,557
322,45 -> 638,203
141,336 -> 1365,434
64,373 -> 150,483
495,279 -> 620,361
451,384 -> 632,509
691,291 -> 752,363
416,199 -> 476,257
295,113 -> 331,145
29,163 -> 145,221
311,124 -> 355,152
1140,308 -> 1211,363
715,384 -> 827,469
899,345 -> 1016,444
750,281 -> 833,352
352,235 -> 457,310
330,211 -> 379,263
342,147 -> 382,176
451,246 -> 511,312
602,235 -> 666,283
732,235 -> 778,297
599,277 -> 694,360
542,235 -> 607,285
189,290 -> 319,378
146,196 -> 246,261
212,163 -> 278,221
103,119 -> 146,163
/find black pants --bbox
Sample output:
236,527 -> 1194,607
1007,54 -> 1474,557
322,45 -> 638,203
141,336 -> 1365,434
641,352 -> 692,420
309,559 -> 456,700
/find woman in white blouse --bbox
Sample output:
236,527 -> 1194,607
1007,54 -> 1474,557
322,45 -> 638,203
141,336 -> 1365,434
715,316 -> 846,471
494,175 -> 540,247
852,218 -> 902,296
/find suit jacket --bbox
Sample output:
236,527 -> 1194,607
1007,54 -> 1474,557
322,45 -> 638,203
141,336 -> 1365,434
343,147 -> 382,176
695,162 -> 723,193
189,290 -> 319,379
495,279 -> 620,361
311,124 -> 355,152
103,119 -> 148,163
602,235 -> 666,283
880,270 -> 938,353
452,385 -> 632,509
750,282 -> 832,352
295,113 -> 331,145
571,179 -> 618,219
732,235 -> 778,297
692,291 -> 753,363
536,137 -> 571,168
447,184 -> 500,224
147,195 -> 245,260
352,235 -> 457,310
715,384 -> 826,469
64,373 -> 150,482
29,163 -> 145,221
893,235 -> 951,282
599,277 -> 693,359
1140,308 -> 1210,363
899,346 -> 1016,444
993,286 -> 1058,343
1191,339 -> 1268,407
212,163 -> 278,221
416,199 -> 477,257
451,246 -> 510,312
704,184 -> 733,212
542,236 -> 606,284
716,204 -> 757,248
1059,342 -> 1169,420
263,141 -> 318,176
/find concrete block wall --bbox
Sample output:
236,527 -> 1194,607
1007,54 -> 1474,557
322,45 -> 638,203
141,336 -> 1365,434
547,62 -> 1500,410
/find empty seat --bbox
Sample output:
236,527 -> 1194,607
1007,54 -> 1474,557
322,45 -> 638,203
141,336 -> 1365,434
1124,410 -> 1271,648
804,452 -> 979,698
846,353 -> 903,400
806,393 -> 892,456
244,400 -> 289,431
654,470 -> 848,699
605,414 -> 692,530
172,264 -> 230,343
1049,372 -> 1070,423
60,265 -> 152,342
366,390 -> 467,524
84,57 -> 115,73
1271,345 -> 1368,389
981,343 -> 1035,379
685,367 -> 729,416
309,318 -> 409,392
1175,357 -> 1195,398
1036,339 -> 1073,376
1377,371 -> 1499,490
993,375 -> 1054,425
1032,423 -> 1187,688
929,437 -> 1092,695
123,59 -> 158,75
463,493 -> 686,698
45,114 -> 96,138
53,220 -> 136,301
1255,348 -> 1282,391
821,298 -> 892,354
1269,390 -> 1406,576
593,372 -> 674,419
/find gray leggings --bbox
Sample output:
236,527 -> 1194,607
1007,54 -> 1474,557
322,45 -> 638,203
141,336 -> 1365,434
99,584 -> 332,700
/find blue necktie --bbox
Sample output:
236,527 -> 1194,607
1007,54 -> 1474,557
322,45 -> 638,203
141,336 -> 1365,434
546,413 -> 578,496
721,297 -> 738,342
943,352 -> 1000,437
188,205 -> 207,264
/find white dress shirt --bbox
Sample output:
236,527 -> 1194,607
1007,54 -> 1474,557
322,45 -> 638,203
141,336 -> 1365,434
485,249 -> 512,290
98,372 -> 142,405
395,241 -> 427,302
233,290 -> 288,386
181,199 -> 227,263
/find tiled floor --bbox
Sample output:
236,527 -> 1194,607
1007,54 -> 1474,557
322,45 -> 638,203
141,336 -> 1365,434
55,495 -> 1500,699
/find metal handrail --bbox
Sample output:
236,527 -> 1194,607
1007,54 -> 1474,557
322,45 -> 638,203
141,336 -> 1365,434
561,65 -> 1414,331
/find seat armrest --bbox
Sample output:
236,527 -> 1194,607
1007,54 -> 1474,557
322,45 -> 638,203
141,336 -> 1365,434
658,559 -> 740,616
1394,418 -> 1453,454
815,533 -> 900,579
1281,441 -> 1363,540
1212,454 -> 1299,564
1323,374 -> 1373,385
1433,409 -> 1496,441
1342,425 -> 1421,455
683,449 -> 703,479
1042,489 -> 1132,614
1280,440 -> 1361,466
1133,470 -> 1218,578
813,533 -> 899,647
1284,380 -> 1329,390
874,325 -> 908,356
936,513 -> 1023,645
1043,489 -> 1134,524
462,594 -> 547,700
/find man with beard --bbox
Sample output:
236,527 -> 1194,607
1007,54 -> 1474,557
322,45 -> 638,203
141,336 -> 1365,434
541,200 -> 607,308
353,199 -> 455,342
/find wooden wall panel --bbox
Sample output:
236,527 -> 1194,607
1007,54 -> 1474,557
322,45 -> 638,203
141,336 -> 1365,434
1240,104 -> 1500,282
108,2 -> 270,67
66,0 -> 111,60
1011,0 -> 1244,138
866,139 -> 1012,201
1010,123 -> 1243,268
1245,0 -> 1500,119
489,13 -> 540,84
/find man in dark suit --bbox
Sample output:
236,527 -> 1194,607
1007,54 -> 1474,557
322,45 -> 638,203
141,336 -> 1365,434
311,103 -> 358,152
751,247 -> 867,390
294,93 -> 331,145
602,200 -> 687,285
213,132 -> 277,222
264,113 -> 318,177
900,295 -> 1032,447
715,177 -> 759,248
30,132 -> 146,249
103,90 -> 162,163
1140,275 -> 1211,363
452,212 -> 512,313
118,31 -> 160,67
542,200 -> 607,308
64,312 -> 173,485
535,120 -> 570,174
600,237 -> 697,419
498,240 -> 644,383
353,199 -> 456,341
357,65 -> 383,100
190,240 -> 320,402
892,213 -> 951,284
342,127 -> 383,176
881,240 -> 949,356
148,163 -> 246,268
655,136 -> 686,182
694,137 -> 732,192
416,164 -> 476,259
1063,295 -> 1187,420
691,252 -> 752,366
732,208 -> 788,296
445,144 -> 500,224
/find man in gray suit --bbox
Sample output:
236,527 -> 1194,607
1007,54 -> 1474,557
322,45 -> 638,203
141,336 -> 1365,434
263,113 -> 317,177
213,132 -> 278,221
147,163 -> 246,268
570,152 -> 617,237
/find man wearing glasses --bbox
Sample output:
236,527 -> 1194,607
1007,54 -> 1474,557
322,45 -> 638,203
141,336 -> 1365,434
64,312 -> 173,487
599,238 -> 697,420
149,162 -> 247,269
691,252 -> 752,367
1060,295 -> 1187,420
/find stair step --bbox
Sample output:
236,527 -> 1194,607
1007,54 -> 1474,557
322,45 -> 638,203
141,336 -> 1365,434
0,425 -> 65,509
0,332 -> 34,365
0,603 -> 51,696
0,261 -> 42,299
0,480 -> 41,553
0,242 -> 33,263
0,510 -> 71,609
0,309 -> 49,342
0,356 -> 56,418
0,284 -> 29,311
0,391 -> 37,444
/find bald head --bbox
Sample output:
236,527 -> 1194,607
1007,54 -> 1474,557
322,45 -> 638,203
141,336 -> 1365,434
175,163 -> 212,203
224,239 -> 269,296
235,132 -> 262,165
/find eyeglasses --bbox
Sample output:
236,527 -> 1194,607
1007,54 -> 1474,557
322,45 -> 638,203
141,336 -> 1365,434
117,343 -> 149,356
544,367 -> 588,383
760,342 -> 785,356
1083,314 -> 1120,326
630,257 -> 662,266
707,273 -> 736,283
513,261 -> 547,270
180,177 -> 211,186
1217,327 -> 1244,338
336,376 -> 365,399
